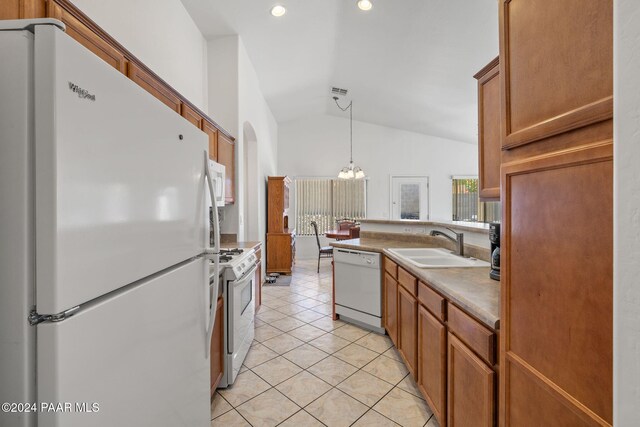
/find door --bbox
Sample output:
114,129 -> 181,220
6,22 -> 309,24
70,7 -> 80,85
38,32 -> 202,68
390,176 -> 429,220
448,333 -> 495,427
37,259 -> 210,427
398,285 -> 418,377
34,25 -> 208,314
384,272 -> 398,346
418,306 -> 447,426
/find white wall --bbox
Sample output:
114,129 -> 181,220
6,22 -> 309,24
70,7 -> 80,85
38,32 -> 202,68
614,1 -> 640,424
72,0 -> 208,111
278,114 -> 477,258
207,36 -> 278,250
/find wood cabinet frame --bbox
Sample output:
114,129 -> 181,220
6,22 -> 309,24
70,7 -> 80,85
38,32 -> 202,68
475,57 -> 501,200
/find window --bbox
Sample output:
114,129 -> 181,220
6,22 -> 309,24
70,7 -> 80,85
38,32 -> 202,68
451,177 -> 501,223
295,178 -> 366,235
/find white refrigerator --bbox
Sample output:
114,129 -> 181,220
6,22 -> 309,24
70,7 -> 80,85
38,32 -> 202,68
0,19 -> 220,427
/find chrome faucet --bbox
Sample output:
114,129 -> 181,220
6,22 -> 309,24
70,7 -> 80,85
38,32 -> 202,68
430,228 -> 465,257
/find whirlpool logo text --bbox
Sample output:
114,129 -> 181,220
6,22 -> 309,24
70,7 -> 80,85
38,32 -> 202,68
68,82 -> 96,101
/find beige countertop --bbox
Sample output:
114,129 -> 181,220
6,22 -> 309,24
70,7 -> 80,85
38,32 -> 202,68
221,241 -> 262,251
360,218 -> 491,234
331,237 -> 500,330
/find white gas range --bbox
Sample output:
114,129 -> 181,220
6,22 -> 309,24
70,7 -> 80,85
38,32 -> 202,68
210,247 -> 258,387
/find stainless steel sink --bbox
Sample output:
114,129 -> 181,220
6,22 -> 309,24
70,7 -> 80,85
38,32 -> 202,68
386,248 -> 490,268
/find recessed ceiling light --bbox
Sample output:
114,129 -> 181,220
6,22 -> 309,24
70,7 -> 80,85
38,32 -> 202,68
357,0 -> 373,11
271,5 -> 286,17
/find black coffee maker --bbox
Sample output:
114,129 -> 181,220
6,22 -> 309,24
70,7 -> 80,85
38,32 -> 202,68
489,222 -> 500,281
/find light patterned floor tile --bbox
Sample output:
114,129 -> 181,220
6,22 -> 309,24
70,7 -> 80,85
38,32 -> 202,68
261,333 -> 305,354
337,370 -> 395,407
333,343 -> 380,368
275,371 -> 332,407
274,303 -> 307,315
331,323 -> 370,341
270,316 -> 307,332
236,388 -> 300,427
307,355 -> 359,386
372,387 -> 433,427
218,370 -> 271,407
279,410 -> 325,427
292,309 -> 326,323
287,324 -> 327,342
243,343 -> 278,368
251,356 -> 302,386
363,355 -> 409,385
381,346 -> 403,362
310,303 -> 333,315
306,388 -> 368,427
282,343 -> 329,369
397,374 -> 424,400
355,332 -> 394,353
426,415 -> 440,427
296,298 -> 324,309
211,409 -> 250,426
353,410 -> 401,426
256,309 -> 288,323
310,316 -> 345,332
211,392 -> 232,419
308,333 -> 351,354
285,294 -> 307,303
254,324 -> 284,342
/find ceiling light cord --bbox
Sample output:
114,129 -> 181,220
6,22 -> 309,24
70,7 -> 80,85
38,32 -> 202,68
333,97 -> 353,162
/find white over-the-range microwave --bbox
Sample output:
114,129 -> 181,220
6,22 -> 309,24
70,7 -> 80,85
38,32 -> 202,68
208,160 -> 225,207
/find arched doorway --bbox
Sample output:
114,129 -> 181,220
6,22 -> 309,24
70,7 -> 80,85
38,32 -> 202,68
243,122 -> 260,242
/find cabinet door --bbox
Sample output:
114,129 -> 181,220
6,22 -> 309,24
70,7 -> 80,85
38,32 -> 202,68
383,272 -> 398,346
127,63 -> 181,113
448,333 -> 495,427
210,296 -> 224,395
180,103 -> 203,129
475,58 -> 501,200
418,306 -> 447,426
398,285 -> 418,377
46,1 -> 127,74
499,0 -> 612,149
202,121 -> 218,161
217,133 -> 235,204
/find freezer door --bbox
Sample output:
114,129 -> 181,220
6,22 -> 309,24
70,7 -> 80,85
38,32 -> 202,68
37,259 -> 210,427
34,25 -> 208,314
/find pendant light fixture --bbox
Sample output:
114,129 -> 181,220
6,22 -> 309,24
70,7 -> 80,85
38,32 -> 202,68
334,96 -> 365,180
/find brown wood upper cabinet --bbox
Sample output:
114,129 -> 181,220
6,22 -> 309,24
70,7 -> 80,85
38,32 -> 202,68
418,305 -> 447,427
448,333 -> 495,427
128,63 -> 181,113
474,57 -> 501,201
383,272 -> 398,347
398,284 -> 418,378
46,0 -> 127,74
202,121 -> 218,162
180,103 -> 203,129
218,133 -> 235,204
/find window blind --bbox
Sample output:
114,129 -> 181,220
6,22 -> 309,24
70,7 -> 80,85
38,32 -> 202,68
451,177 -> 500,223
295,178 -> 366,235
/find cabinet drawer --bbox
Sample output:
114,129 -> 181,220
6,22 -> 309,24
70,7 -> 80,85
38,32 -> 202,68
448,304 -> 496,365
384,257 -> 398,278
418,282 -> 446,322
398,267 -> 417,297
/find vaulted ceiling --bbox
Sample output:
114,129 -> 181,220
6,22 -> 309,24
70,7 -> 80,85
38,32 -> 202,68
181,0 -> 498,143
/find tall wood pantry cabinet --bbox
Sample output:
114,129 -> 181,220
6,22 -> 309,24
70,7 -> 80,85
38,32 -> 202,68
498,1 -> 613,425
266,177 -> 295,274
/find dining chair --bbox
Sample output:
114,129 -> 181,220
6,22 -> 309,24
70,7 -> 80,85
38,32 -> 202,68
310,221 -> 333,273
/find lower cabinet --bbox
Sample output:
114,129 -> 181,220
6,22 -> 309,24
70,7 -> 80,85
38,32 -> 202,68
266,233 -> 294,274
210,296 -> 224,396
384,272 -> 398,346
447,333 -> 495,427
398,284 -> 418,377
418,305 -> 447,426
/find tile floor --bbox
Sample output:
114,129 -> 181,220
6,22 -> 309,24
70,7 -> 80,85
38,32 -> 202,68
211,259 -> 440,427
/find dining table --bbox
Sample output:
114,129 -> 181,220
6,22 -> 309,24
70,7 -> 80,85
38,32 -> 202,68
324,229 -> 351,240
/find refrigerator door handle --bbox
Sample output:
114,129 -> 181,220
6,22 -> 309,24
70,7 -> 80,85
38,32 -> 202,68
204,151 -> 220,358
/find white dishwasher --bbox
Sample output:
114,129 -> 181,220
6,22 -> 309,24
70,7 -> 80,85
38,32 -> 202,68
334,248 -> 384,333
